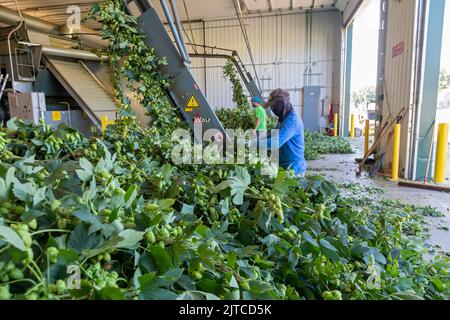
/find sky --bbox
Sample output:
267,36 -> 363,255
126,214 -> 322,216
350,0 -> 450,93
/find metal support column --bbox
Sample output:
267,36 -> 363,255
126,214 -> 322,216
413,0 -> 445,180
342,23 -> 353,137
202,20 -> 207,97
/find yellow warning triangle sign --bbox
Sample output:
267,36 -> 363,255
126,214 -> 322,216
185,95 -> 200,112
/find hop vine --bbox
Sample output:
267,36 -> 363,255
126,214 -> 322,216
90,0 -> 182,138
223,58 -> 249,109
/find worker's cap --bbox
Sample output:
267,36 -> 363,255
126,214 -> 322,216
264,89 -> 290,108
251,96 -> 262,104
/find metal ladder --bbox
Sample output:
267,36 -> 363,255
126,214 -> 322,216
15,45 -> 36,82
0,73 -> 10,125
0,74 -> 9,99
188,43 -> 264,101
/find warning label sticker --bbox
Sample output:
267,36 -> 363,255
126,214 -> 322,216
185,95 -> 200,112
52,111 -> 61,121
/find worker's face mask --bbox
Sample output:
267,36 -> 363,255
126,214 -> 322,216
271,99 -> 293,123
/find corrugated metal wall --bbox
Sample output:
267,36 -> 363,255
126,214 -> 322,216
381,0 -> 417,176
180,10 -> 342,118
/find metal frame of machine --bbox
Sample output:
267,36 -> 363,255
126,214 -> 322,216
1,0 -> 264,143
124,0 -> 230,142
0,21 -> 117,133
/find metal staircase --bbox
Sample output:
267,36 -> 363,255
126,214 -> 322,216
188,43 -> 264,101
0,73 -> 9,98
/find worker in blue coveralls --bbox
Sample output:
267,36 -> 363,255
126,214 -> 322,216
257,89 -> 307,177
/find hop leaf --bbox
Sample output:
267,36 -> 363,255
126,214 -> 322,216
228,167 -> 251,205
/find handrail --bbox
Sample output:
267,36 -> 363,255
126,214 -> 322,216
159,0 -> 190,64
168,0 -> 190,63
189,50 -> 263,99
0,74 -> 10,98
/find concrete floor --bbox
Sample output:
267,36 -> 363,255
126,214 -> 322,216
308,137 -> 450,254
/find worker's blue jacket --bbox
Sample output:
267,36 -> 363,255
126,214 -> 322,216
258,111 -> 307,175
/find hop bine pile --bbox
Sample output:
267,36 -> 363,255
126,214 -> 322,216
215,109 -> 353,161
304,131 -> 354,160
0,0 -> 449,300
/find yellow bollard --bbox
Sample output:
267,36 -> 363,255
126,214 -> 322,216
364,119 -> 370,156
435,123 -> 449,183
350,114 -> 355,138
101,115 -> 108,132
334,113 -> 338,137
391,124 -> 401,181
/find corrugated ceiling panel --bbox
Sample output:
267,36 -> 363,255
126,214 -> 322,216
293,0 -> 314,9
342,0 -> 373,26
0,0 -> 98,27
271,0 -> 292,10
244,0 -> 270,11
0,0 -> 97,9
315,0 -> 335,8
150,0 -> 237,22
335,0 -> 347,11
244,0 -> 337,12
0,0 -> 344,28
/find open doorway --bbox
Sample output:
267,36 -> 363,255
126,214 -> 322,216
436,0 -> 450,182
349,0 -> 380,137
341,0 -> 381,140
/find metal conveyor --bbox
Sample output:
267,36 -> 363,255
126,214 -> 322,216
43,56 -> 117,127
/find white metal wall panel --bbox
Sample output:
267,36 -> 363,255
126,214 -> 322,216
185,10 -> 342,118
381,0 -> 417,175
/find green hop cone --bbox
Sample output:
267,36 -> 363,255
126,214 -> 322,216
103,253 -> 112,262
25,292 -> 38,300
50,199 -> 62,211
47,247 -> 59,263
322,290 -> 342,300
9,268 -> 24,280
145,230 -> 156,244
56,280 -> 67,295
28,219 -> 37,230
159,227 -> 170,239
17,230 -> 32,247
0,285 -> 12,300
